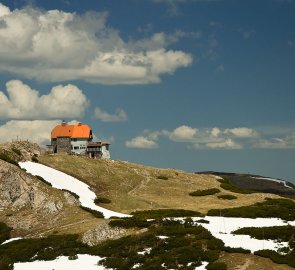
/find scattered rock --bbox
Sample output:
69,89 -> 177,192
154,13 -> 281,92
82,223 -> 127,246
64,191 -> 80,206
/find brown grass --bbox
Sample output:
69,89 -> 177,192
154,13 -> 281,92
218,252 -> 294,270
39,153 -> 279,214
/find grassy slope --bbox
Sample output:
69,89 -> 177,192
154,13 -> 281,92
219,253 -> 295,270
39,153 -> 278,214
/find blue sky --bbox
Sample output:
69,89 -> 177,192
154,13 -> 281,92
0,0 -> 295,182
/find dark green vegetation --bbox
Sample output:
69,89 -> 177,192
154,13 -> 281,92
0,218 -> 228,270
31,156 -> 39,163
222,246 -> 251,254
0,152 -> 20,167
94,197 -> 111,204
233,225 -> 295,242
11,147 -> 22,156
0,223 -> 12,244
157,175 -> 169,180
96,218 -> 226,270
0,234 -> 89,270
79,206 -> 104,218
109,209 -> 203,229
131,209 -> 203,220
217,194 -> 237,200
254,249 -> 295,268
189,188 -> 220,197
207,198 -> 295,221
217,178 -> 257,194
206,262 -> 227,270
35,175 -> 52,187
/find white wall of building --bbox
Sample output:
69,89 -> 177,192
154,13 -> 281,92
71,139 -> 88,155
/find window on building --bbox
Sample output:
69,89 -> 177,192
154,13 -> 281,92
74,146 -> 79,150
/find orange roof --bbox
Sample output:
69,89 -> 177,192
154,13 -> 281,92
51,123 -> 91,139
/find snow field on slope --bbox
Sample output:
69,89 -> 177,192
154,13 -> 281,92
194,216 -> 294,253
19,161 -> 130,219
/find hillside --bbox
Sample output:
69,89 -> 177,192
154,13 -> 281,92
1,141 -> 295,270
0,142 -> 107,238
38,153 -> 279,215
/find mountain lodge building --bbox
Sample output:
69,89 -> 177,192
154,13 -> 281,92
49,121 -> 110,159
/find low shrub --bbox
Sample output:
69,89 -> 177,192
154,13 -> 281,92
207,198 -> 295,221
0,152 -> 20,167
217,194 -> 237,200
109,217 -> 151,229
189,188 -> 220,197
0,216 -> 235,270
31,156 -> 39,163
80,206 -> 104,218
223,246 -> 251,254
0,222 -> 12,244
131,209 -> 203,219
11,147 -> 22,156
94,197 -> 111,204
254,249 -> 295,267
206,262 -> 227,270
157,175 -> 169,180
35,175 -> 52,187
196,219 -> 210,224
95,219 -> 224,270
217,178 -> 256,194
232,225 -> 295,242
0,234 -> 90,267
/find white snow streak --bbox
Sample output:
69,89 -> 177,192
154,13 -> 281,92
251,176 -> 294,189
1,237 -> 22,245
19,161 -> 130,219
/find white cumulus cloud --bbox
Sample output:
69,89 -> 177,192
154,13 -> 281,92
0,80 -> 88,120
224,127 -> 258,138
94,107 -> 127,122
205,139 -> 243,149
0,4 -> 192,85
0,120 -> 60,145
169,125 -> 198,141
125,136 -> 158,149
0,3 -> 10,16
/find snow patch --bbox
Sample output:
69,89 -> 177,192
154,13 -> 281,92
19,161 -> 130,219
157,235 -> 169,239
251,176 -> 294,189
1,237 -> 23,245
138,247 -> 152,255
194,216 -> 292,253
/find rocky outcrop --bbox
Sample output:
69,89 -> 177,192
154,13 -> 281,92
0,140 -> 41,162
0,160 -> 61,213
0,158 -> 83,235
82,223 -> 127,246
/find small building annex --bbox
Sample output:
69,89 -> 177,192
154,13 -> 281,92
49,121 -> 110,159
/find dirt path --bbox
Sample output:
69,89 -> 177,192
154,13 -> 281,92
27,218 -> 100,238
234,258 -> 251,270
